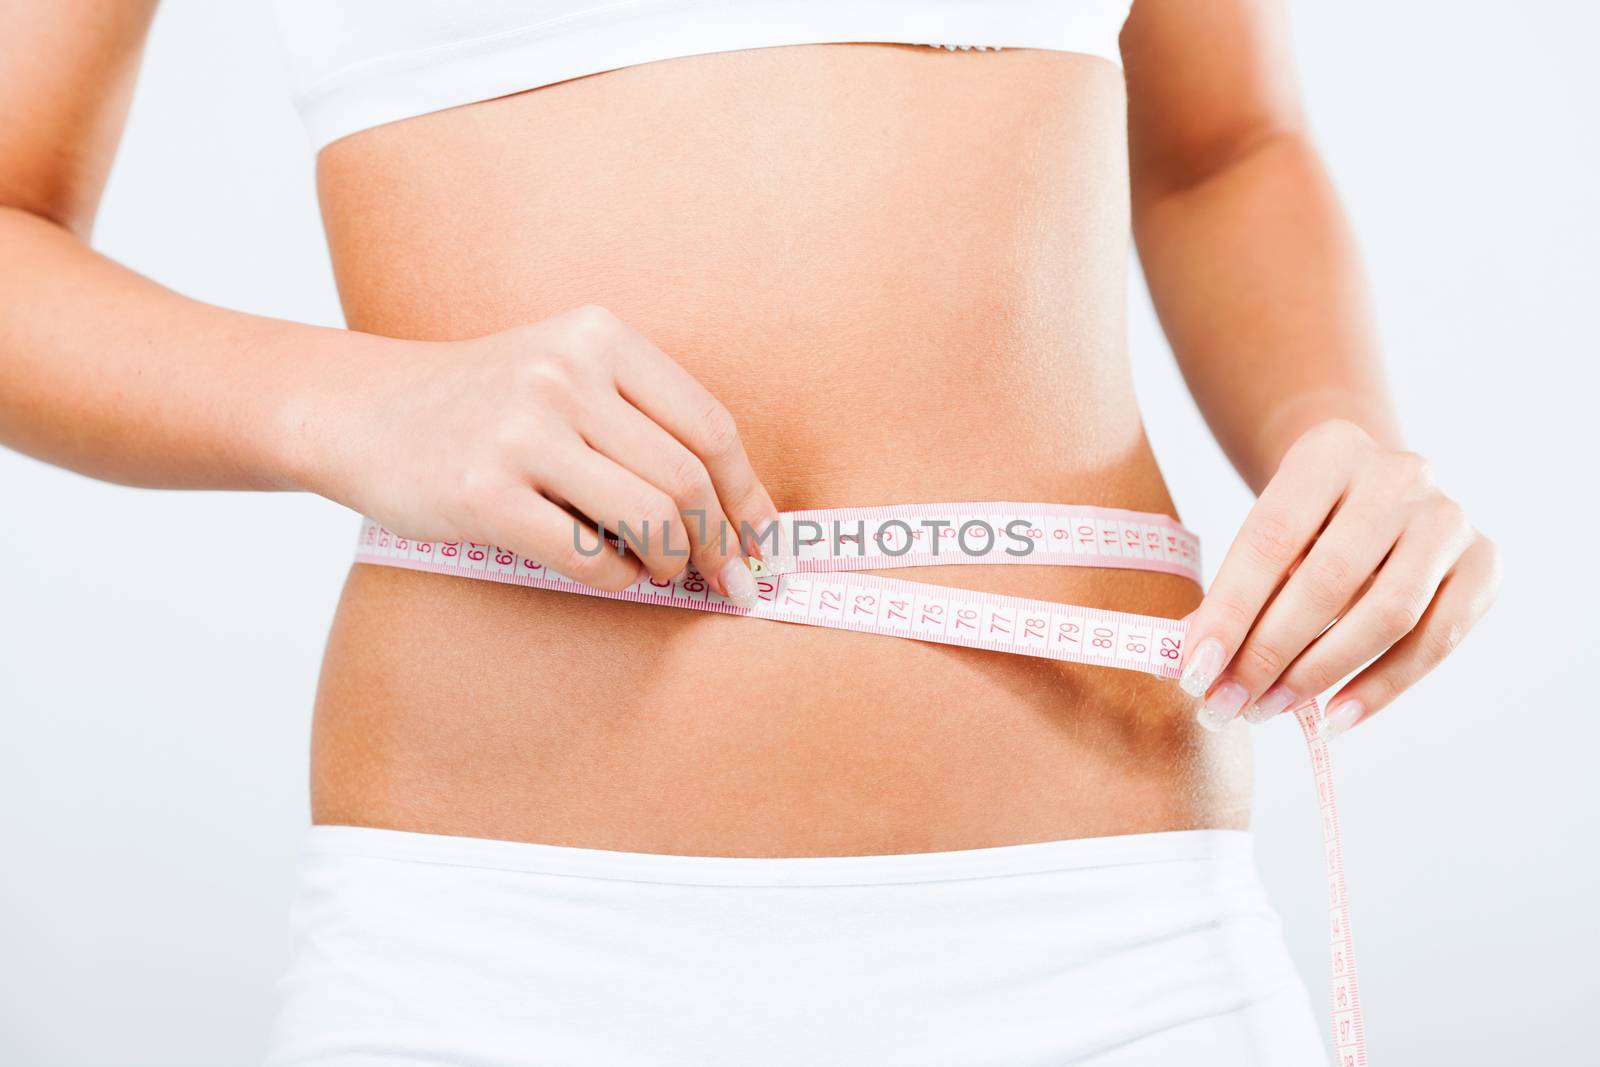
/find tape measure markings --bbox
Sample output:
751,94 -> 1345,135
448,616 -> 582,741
767,502 -> 1201,580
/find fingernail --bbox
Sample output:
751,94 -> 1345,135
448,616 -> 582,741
1179,638 -> 1225,697
1317,699 -> 1365,741
719,557 -> 758,609
1244,684 -> 1297,724
1196,680 -> 1248,732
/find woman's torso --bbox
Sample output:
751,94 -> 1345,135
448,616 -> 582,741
309,43 -> 1249,856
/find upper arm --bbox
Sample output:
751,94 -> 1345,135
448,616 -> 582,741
1120,0 -> 1308,202
0,0 -> 161,236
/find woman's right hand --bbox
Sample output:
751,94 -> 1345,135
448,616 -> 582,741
303,305 -> 779,606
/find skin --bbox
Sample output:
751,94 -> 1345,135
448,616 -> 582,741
0,1 -> 1499,856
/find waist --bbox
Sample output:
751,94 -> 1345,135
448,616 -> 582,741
313,487 -> 1245,856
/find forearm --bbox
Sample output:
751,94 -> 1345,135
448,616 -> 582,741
0,205 -> 381,493
1133,132 -> 1404,493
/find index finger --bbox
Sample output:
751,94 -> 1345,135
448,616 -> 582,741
1179,444 -> 1348,698
606,327 -> 781,558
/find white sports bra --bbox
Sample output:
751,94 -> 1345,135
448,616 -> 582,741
272,0 -> 1134,151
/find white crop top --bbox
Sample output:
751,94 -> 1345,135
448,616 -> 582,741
273,0 -> 1134,152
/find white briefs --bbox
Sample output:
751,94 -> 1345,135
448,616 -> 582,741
263,825 -> 1329,1065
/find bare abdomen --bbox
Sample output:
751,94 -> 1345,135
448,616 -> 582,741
306,43 -> 1250,855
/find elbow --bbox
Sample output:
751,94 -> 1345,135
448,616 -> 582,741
0,172 -> 100,242
1131,125 -> 1319,212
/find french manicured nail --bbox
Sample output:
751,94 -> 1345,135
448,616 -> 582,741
1179,638 -> 1225,697
1317,699 -> 1365,740
1244,684 -> 1297,724
1196,680 -> 1248,732
719,557 -> 758,608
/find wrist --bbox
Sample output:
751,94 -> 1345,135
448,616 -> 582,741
1252,388 -> 1404,491
266,326 -> 408,502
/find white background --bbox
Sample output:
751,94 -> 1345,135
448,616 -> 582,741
2,2 -> 1595,1064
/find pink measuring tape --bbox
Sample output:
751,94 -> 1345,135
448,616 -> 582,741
353,501 -> 1367,1065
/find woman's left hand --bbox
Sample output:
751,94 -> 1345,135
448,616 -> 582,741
1177,418 -> 1502,738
